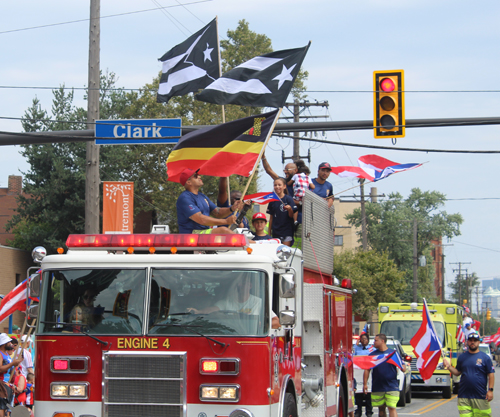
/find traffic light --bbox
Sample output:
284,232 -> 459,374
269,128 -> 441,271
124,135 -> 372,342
486,309 -> 492,320
373,70 -> 405,138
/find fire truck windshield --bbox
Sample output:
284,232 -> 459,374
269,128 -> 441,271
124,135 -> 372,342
38,268 -> 147,335
148,269 -> 269,336
38,268 -> 270,336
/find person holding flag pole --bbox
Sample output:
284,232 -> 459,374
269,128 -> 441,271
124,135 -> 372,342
444,330 -> 495,417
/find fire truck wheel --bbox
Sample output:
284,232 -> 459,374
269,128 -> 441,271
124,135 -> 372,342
283,392 -> 298,417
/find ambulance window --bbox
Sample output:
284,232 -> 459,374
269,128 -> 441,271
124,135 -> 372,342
148,269 -> 269,336
38,268 -> 147,335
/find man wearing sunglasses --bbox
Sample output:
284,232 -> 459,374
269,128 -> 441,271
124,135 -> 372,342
177,168 -> 243,234
444,331 -> 495,416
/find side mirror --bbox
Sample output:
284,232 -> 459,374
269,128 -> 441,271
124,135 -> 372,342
279,309 -> 296,328
279,273 -> 295,298
28,273 -> 40,298
27,304 -> 39,318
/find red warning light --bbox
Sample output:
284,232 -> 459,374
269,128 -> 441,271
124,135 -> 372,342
380,78 -> 395,92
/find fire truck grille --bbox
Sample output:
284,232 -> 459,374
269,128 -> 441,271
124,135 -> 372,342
103,352 -> 185,417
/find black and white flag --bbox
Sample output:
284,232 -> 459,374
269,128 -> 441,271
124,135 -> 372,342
157,18 -> 219,103
196,43 -> 310,108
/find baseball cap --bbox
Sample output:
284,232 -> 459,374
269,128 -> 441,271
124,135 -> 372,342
467,331 -> 480,340
319,162 -> 332,170
465,322 -> 471,328
21,335 -> 32,343
0,333 -> 13,346
179,168 -> 200,186
252,212 -> 267,222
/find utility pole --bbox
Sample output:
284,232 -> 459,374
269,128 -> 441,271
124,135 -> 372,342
451,262 -> 471,305
85,0 -> 100,234
359,179 -> 367,251
412,219 -> 418,303
283,100 -> 329,161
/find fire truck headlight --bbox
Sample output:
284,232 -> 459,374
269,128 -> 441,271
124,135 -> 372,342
51,382 -> 89,399
69,384 -> 87,397
219,386 -> 238,400
51,384 -> 69,397
200,385 -> 240,402
201,387 -> 219,399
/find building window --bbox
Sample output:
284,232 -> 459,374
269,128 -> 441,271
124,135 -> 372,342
334,235 -> 343,246
16,274 -> 21,285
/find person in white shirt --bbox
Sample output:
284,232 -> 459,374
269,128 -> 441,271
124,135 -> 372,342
18,336 -> 33,378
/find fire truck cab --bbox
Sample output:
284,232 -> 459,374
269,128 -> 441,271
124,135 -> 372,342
29,191 -> 354,417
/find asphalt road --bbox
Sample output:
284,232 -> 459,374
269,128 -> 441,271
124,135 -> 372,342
394,373 -> 499,417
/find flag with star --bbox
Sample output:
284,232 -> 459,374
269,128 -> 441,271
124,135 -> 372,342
195,43 -> 310,108
166,110 -> 280,183
157,18 -> 219,103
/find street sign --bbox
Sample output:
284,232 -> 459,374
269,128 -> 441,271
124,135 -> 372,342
95,119 -> 182,145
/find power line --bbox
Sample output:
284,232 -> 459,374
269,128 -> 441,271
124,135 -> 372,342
452,241 -> 500,253
0,1 -> 213,35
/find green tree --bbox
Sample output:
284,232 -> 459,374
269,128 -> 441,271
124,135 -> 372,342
333,250 -> 406,319
345,188 -> 463,302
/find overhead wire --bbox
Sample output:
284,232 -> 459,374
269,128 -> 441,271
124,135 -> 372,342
0,0 -> 213,35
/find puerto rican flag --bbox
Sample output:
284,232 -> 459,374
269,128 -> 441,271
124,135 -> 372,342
331,154 -> 421,182
0,279 -> 28,323
456,325 -> 465,344
410,299 -> 442,383
353,350 -> 398,370
484,331 -> 500,345
243,191 -> 281,205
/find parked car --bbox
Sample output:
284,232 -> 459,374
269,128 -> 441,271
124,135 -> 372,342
352,336 -> 412,407
479,343 -> 494,361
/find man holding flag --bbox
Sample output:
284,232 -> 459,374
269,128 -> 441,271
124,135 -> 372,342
363,334 -> 402,417
444,331 -> 495,417
176,168 -> 243,234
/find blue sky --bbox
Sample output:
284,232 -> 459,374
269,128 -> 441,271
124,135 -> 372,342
1,1 -> 499,307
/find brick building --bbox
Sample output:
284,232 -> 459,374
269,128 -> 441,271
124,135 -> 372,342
0,176 -> 34,330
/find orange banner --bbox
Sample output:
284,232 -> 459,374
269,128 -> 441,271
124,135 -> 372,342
103,182 -> 134,234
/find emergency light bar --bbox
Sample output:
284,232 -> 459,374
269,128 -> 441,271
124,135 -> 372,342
66,233 -> 249,251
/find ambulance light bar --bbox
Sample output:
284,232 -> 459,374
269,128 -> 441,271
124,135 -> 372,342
66,233 -> 249,251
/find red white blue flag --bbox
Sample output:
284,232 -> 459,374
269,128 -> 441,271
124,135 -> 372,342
243,191 -> 281,205
456,325 -> 465,344
331,154 -> 422,182
0,279 -> 28,323
353,350 -> 397,370
410,299 -> 443,382
387,351 -> 405,371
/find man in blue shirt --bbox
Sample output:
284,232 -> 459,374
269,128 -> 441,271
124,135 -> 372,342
312,162 -> 334,208
444,331 -> 495,417
176,168 -> 242,234
363,334 -> 400,417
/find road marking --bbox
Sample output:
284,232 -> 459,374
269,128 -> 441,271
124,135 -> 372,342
408,395 -> 457,414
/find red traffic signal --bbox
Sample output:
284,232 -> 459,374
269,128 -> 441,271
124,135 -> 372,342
373,70 -> 405,138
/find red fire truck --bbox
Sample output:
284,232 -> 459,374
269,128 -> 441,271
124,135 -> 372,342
28,191 -> 354,417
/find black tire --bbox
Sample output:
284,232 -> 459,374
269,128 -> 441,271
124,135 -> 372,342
397,382 -> 406,407
405,382 -> 412,404
442,384 -> 452,399
283,393 -> 298,417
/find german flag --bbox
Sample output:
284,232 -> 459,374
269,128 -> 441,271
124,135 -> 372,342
166,109 -> 280,183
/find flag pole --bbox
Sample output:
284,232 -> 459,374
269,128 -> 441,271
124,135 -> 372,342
215,16 -> 230,201
239,108 -> 283,201
423,298 -> 447,361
